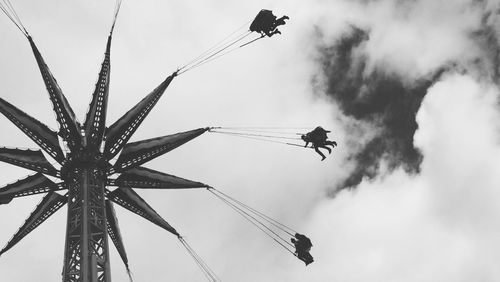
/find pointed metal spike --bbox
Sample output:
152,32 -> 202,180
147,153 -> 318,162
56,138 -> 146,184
111,128 -> 208,173
104,72 -> 177,160
0,97 -> 65,163
107,187 -> 178,236
0,147 -> 59,177
0,192 -> 66,257
105,200 -> 129,271
0,197 -> 13,205
84,35 -> 112,150
112,166 -> 208,189
0,173 -> 62,204
28,36 -> 82,151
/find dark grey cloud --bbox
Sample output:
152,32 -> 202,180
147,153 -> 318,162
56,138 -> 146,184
312,0 -> 500,192
472,4 -> 500,81
313,26 -> 444,190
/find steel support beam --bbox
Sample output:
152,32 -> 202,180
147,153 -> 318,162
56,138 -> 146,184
103,73 -> 176,160
62,168 -> 110,282
28,36 -> 82,150
84,36 -> 112,151
111,127 -> 208,173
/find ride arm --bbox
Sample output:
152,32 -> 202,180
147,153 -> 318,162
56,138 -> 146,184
0,192 -> 67,256
105,200 -> 130,272
0,98 -> 65,163
103,72 -> 177,160
28,36 -> 82,151
110,128 -> 209,173
0,147 -> 59,177
108,166 -> 209,189
0,173 -> 63,205
106,187 -> 179,236
83,35 -> 111,150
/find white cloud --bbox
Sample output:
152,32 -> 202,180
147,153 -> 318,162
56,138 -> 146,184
1,0 -> 500,281
280,74 -> 500,282
309,0 -> 500,82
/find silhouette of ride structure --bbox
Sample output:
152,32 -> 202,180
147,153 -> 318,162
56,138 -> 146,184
0,2 -> 321,281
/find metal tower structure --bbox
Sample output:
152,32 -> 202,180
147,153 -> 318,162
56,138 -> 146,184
0,4 -> 214,282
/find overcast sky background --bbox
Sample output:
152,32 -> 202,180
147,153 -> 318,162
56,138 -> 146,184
1,0 -> 500,281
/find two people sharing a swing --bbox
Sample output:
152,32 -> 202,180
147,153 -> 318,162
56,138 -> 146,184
301,126 -> 337,161
250,9 -> 289,37
291,233 -> 314,265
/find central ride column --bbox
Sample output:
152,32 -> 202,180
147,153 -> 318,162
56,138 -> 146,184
62,161 -> 111,282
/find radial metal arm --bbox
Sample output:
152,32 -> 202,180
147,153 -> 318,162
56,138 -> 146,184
110,166 -> 208,189
0,173 -> 62,205
0,147 -> 59,177
28,36 -> 82,150
0,192 -> 67,257
105,200 -> 130,271
0,98 -> 65,163
107,187 -> 179,236
84,35 -> 112,151
111,127 -> 208,173
103,73 -> 177,160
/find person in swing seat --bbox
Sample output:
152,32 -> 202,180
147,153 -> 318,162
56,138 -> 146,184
301,126 -> 337,161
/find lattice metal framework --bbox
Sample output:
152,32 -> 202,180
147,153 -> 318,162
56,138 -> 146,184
0,192 -> 67,256
0,17 -> 210,282
0,147 -> 59,176
28,36 -> 82,150
0,173 -> 59,204
105,200 -> 129,270
106,187 -> 179,235
103,74 -> 176,160
63,168 -> 110,282
111,127 -> 208,173
0,97 -> 65,162
84,36 -> 111,151
113,166 -> 208,189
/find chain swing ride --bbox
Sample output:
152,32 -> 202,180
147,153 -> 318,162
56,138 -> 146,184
0,1 -> 323,281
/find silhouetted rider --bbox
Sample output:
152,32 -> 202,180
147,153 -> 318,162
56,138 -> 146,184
301,126 -> 337,161
250,10 -> 289,37
291,233 -> 314,265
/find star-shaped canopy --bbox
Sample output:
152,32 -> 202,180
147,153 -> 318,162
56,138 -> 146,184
0,24 -> 211,272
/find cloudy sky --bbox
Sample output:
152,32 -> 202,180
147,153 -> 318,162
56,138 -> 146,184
1,0 -> 500,281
